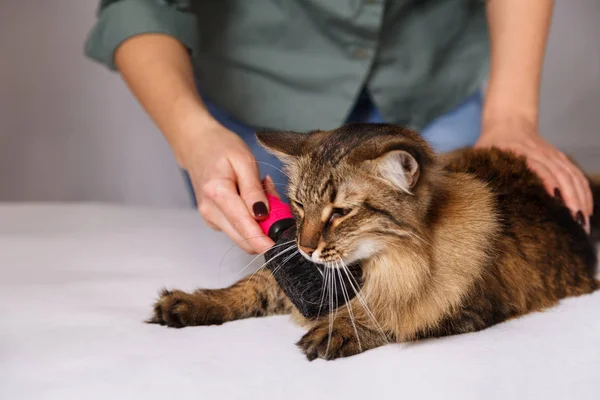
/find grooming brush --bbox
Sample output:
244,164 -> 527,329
259,193 -> 363,319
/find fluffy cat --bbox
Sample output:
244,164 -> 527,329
149,123 -> 599,361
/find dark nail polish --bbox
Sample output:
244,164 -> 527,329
253,202 -> 268,219
575,211 -> 585,226
554,188 -> 563,202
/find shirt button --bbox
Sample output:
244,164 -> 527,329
353,48 -> 369,59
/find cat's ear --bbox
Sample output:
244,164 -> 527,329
368,150 -> 420,193
255,130 -> 306,162
347,131 -> 432,193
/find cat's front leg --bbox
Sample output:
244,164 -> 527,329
148,269 -> 293,328
297,316 -> 391,361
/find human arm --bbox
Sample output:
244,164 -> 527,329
477,0 -> 593,231
86,1 -> 274,252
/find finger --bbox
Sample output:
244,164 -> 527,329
208,178 -> 274,253
230,155 -> 270,221
561,153 -> 594,226
560,160 -> 587,219
562,161 -> 593,232
198,200 -> 255,252
197,200 -> 222,231
527,159 -> 560,198
534,158 -> 588,233
563,163 -> 588,216
215,213 -> 257,254
263,174 -> 281,199
552,161 -> 583,219
569,167 -> 593,219
568,163 -> 594,217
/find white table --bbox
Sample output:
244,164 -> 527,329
1,204 -> 598,400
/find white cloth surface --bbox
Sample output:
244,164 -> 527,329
0,204 -> 598,400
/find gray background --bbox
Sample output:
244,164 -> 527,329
0,0 -> 598,208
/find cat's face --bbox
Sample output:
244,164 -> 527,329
257,123 -> 435,267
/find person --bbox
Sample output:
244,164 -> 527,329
85,0 -> 593,254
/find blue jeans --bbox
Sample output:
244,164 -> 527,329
185,89 -> 483,204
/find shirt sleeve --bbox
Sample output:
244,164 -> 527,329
84,0 -> 198,70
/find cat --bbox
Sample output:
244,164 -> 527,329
149,123 -> 599,361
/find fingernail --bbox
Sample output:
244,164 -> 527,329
253,201 -> 268,220
575,211 -> 585,226
554,188 -> 563,202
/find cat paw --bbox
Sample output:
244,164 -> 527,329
147,289 -> 227,328
296,323 -> 364,361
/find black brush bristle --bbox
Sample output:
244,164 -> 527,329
264,226 -> 363,319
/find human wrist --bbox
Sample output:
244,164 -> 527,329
482,80 -> 539,132
167,100 -> 222,169
481,99 -> 539,140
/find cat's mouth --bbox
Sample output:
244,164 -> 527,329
298,247 -> 342,266
298,240 -> 378,266
298,242 -> 377,268
298,248 -> 325,264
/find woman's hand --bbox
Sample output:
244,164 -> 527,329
475,117 -> 593,233
115,34 -> 274,254
180,120 -> 275,254
478,0 -> 592,232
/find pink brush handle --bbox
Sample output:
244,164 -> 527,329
258,193 -> 294,235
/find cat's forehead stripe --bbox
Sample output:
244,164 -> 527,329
317,176 -> 333,199
318,141 -> 357,167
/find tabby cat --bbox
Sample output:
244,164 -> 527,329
149,123 -> 599,361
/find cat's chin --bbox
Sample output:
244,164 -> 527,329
343,239 -> 381,266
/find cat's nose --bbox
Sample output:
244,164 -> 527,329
299,245 -> 315,256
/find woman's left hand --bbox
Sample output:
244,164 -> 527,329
475,117 -> 593,233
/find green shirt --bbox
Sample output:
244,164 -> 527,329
85,0 -> 489,132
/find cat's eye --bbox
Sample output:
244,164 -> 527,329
329,207 -> 352,222
292,201 -> 304,210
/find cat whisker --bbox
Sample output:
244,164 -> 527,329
406,231 -> 432,247
255,160 -> 291,179
339,259 -> 389,344
325,262 -> 334,358
333,263 -> 339,323
219,236 -> 289,289
219,234 -> 292,272
315,265 -> 324,277
241,245 -> 297,313
237,240 -> 295,275
324,261 -> 342,358
246,244 -> 297,284
244,186 -> 289,198
316,265 -> 328,318
336,260 -> 362,352
342,261 -> 386,336
270,250 -> 299,278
